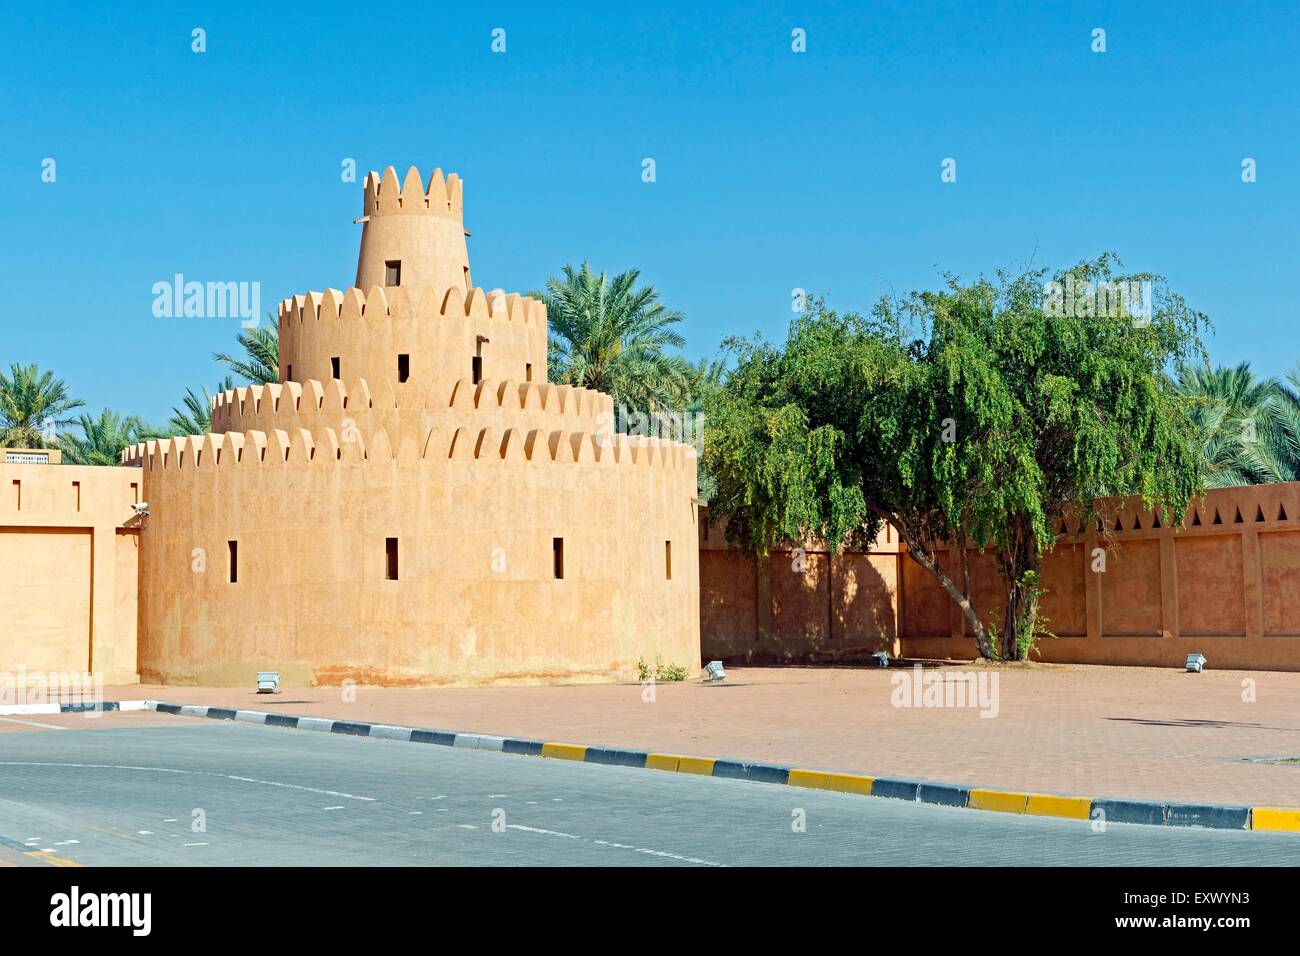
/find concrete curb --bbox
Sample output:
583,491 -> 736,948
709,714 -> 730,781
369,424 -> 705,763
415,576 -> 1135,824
133,700 -> 1300,834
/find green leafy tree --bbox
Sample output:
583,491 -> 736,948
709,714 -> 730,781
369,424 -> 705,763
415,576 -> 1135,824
1172,362 -> 1299,486
705,256 -> 1208,660
687,356 -> 729,504
0,363 -> 85,448
214,318 -> 279,385
59,409 -> 162,465
535,262 -> 692,416
168,376 -> 235,436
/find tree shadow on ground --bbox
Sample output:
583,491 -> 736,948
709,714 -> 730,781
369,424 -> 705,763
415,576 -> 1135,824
1104,716 -> 1295,731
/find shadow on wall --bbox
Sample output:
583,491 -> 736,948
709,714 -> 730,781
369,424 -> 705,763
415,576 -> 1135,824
700,549 -> 897,664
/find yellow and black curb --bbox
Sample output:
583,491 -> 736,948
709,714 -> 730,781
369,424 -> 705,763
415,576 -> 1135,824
0,834 -> 82,867
142,700 -> 1300,834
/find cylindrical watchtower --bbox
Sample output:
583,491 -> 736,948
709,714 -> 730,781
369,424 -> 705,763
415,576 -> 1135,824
355,165 -> 471,292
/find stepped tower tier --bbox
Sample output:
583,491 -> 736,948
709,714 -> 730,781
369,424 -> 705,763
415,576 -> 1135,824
356,166 -> 471,292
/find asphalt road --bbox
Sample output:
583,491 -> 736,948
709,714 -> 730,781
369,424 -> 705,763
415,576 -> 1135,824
2,719 -> 1298,866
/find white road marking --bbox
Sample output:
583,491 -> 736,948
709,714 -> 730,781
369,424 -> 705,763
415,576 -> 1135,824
225,775 -> 375,802
0,761 -> 376,802
507,824 -> 725,866
137,830 -> 153,835
55,840 -> 79,845
458,824 -> 479,830
592,839 -> 723,865
323,806 -> 344,811
183,843 -> 209,847
0,715 -> 66,730
508,824 -> 580,840
163,818 -> 177,822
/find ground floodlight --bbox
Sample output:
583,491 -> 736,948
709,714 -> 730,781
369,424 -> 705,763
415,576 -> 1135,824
704,660 -> 726,681
256,671 -> 281,693
871,650 -> 890,668
1186,653 -> 1207,673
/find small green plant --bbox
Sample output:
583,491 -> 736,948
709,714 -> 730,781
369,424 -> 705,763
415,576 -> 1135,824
637,655 -> 688,682
654,656 -> 689,682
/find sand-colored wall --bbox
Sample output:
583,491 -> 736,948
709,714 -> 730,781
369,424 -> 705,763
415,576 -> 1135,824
0,461 -> 141,682
700,482 -> 1300,672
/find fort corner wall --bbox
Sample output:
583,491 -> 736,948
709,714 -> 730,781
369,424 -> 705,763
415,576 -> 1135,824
0,458 -> 142,683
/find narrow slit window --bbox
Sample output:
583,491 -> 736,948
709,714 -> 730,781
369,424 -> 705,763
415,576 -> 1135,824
386,537 -> 399,580
130,481 -> 139,504
553,537 -> 564,579
472,355 -> 483,385
525,363 -> 533,382
331,356 -> 341,379
228,541 -> 238,584
385,260 -> 402,287
12,480 -> 20,511
72,480 -> 80,512
287,364 -> 293,382
665,540 -> 672,580
397,353 -> 410,383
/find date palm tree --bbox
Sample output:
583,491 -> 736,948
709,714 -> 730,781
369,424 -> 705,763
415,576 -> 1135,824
0,363 -> 84,448
535,262 -> 692,416
1172,362 -> 1299,486
59,409 -> 162,466
168,376 -> 235,436
214,318 -> 279,385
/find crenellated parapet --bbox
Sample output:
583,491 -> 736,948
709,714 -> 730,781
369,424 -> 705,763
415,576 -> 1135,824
363,165 -> 463,219
279,284 -> 544,328
123,425 -> 695,471
208,375 -> 614,444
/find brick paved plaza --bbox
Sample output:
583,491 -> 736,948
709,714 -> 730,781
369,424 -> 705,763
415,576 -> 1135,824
89,663 -> 1300,808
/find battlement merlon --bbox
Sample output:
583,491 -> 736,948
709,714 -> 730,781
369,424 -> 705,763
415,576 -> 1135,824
277,285 -> 547,327
356,166 -> 470,291
121,427 -> 699,472
363,166 -> 463,220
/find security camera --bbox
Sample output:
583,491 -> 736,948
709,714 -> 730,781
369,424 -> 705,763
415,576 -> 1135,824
132,502 -> 150,515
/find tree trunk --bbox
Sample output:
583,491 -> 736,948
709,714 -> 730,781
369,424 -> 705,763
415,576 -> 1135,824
874,509 -> 998,661
1000,518 -> 1042,660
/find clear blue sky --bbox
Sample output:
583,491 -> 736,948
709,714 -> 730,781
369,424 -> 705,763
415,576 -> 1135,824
2,1 -> 1297,424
